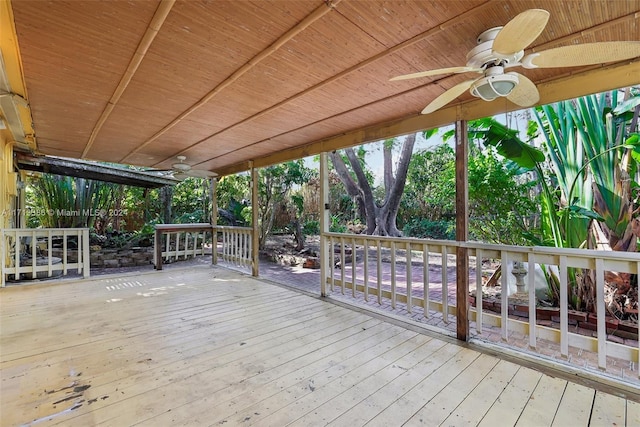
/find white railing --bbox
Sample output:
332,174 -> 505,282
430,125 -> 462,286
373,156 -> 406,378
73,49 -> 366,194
465,242 -> 640,375
215,225 -> 253,269
321,232 -> 639,377
323,233 -> 458,319
154,223 -> 213,270
1,228 -> 90,287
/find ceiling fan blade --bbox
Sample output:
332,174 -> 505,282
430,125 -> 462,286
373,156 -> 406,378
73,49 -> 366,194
493,9 -> 550,56
421,79 -> 477,114
186,169 -> 217,178
172,172 -> 189,181
390,66 -> 482,81
507,73 -> 540,107
521,41 -> 640,69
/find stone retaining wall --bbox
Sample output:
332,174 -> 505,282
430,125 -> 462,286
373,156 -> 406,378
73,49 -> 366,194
50,247 -> 155,269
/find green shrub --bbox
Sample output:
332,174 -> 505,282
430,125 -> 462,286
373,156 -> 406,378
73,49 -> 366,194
403,219 -> 455,240
302,219 -> 320,236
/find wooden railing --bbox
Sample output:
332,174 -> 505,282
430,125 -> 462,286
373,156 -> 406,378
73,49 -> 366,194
154,223 -> 212,270
1,228 -> 90,287
214,225 -> 253,270
321,232 -> 639,377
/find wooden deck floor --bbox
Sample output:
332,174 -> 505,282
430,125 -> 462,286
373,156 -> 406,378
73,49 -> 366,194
1,266 -> 638,427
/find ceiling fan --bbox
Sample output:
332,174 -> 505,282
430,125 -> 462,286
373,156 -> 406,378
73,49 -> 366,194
390,9 -> 640,115
156,156 -> 217,180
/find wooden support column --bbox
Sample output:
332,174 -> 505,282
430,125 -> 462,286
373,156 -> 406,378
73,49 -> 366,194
319,152 -> 330,297
251,163 -> 259,277
211,177 -> 218,265
455,119 -> 469,341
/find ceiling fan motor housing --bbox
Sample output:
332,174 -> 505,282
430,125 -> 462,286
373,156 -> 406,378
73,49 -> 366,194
466,27 -> 524,69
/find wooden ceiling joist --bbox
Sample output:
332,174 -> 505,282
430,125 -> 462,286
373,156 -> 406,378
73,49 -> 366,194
81,0 -> 176,159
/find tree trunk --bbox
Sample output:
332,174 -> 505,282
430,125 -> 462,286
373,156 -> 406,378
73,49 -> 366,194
160,186 -> 173,224
329,133 -> 416,237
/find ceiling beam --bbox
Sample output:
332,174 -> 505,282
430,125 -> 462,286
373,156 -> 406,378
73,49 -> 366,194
81,0 -> 176,159
213,59 -> 640,177
121,0 -> 343,164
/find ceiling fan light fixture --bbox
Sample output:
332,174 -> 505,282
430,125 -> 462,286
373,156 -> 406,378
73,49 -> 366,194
470,72 -> 519,101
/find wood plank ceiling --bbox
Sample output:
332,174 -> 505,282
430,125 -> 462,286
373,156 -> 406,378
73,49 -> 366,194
9,0 -> 640,176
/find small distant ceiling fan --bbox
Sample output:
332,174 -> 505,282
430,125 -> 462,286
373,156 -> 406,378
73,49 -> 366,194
390,9 -> 640,114
157,156 -> 217,180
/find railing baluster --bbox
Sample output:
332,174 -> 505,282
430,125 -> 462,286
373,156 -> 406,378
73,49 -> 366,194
185,232 -> 189,259
423,244 -> 429,318
62,230 -> 68,275
527,252 -> 536,349
1,230 -> 6,286
82,229 -> 90,279
376,243 -> 382,305
595,257 -> 606,370
31,229 -> 37,279
340,236 -> 345,295
14,230 -> 20,281
246,231 -> 251,266
442,245 -> 448,323
559,255 -> 568,358
501,250 -> 509,341
165,232 -> 170,262
363,239 -> 369,302
330,236 -> 335,292
406,241 -> 412,314
47,229 -> 53,277
224,230 -> 228,262
390,241 -> 396,309
475,248 -> 483,334
351,237 -> 356,297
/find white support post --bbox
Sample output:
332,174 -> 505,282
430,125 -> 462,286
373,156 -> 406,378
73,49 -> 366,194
319,152 -> 330,297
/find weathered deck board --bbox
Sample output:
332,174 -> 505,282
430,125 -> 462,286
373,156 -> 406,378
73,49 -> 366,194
0,266 -> 636,427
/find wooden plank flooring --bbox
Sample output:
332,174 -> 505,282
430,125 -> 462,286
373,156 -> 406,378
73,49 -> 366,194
1,266 -> 638,427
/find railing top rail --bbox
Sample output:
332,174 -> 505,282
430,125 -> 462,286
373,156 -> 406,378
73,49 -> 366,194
1,227 -> 90,233
215,225 -> 253,232
323,232 -> 458,247
154,223 -> 212,232
322,232 -> 639,261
